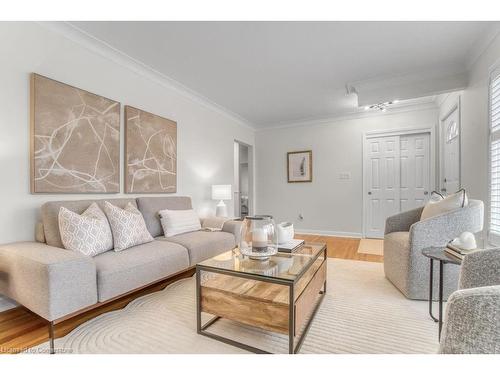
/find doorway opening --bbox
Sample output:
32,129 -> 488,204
234,140 -> 253,218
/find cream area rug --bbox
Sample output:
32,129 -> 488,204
34,259 -> 438,354
357,238 -> 384,256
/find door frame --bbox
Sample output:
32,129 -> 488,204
439,98 -> 461,193
362,126 -> 436,238
234,139 -> 254,218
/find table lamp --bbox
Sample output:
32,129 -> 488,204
212,185 -> 232,217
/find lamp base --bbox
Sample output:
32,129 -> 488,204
215,200 -> 228,217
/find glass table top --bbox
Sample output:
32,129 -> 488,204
197,242 -> 327,281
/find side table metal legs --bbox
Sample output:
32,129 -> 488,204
438,261 -> 444,341
427,259 -> 445,341
428,259 -> 438,322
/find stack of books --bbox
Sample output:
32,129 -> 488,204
445,242 -> 477,260
278,239 -> 305,253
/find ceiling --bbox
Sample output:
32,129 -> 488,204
70,21 -> 498,128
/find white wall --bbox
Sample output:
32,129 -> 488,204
256,107 -> 438,236
0,22 -> 254,244
0,23 -> 254,309
452,32 -> 500,244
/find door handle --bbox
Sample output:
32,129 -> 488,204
368,191 -> 372,195
424,191 -> 428,195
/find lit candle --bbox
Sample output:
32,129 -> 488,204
252,228 -> 267,251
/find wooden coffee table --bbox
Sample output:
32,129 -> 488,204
196,242 -> 327,354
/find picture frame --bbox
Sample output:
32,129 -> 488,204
287,150 -> 312,183
30,73 -> 120,193
124,105 -> 177,193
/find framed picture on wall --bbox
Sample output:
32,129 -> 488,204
30,73 -> 120,193
287,150 -> 312,183
124,105 -> 177,193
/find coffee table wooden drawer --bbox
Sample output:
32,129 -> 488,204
294,261 -> 326,334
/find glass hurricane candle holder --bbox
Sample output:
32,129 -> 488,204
239,216 -> 278,260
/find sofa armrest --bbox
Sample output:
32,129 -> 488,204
0,242 -> 97,321
385,206 -> 423,235
221,220 -> 242,245
439,285 -> 500,354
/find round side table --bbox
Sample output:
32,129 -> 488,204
421,247 -> 461,340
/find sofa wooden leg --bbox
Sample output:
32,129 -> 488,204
49,322 -> 55,354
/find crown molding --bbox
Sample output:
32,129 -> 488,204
466,24 -> 500,70
37,21 -> 256,131
256,100 -> 438,132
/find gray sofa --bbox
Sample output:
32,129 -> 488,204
384,199 -> 484,300
439,248 -> 500,354
0,196 -> 240,324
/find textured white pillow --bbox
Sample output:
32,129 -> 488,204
420,189 -> 469,220
58,203 -> 113,256
103,201 -> 154,251
159,209 -> 201,237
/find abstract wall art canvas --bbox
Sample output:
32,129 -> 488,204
30,74 -> 120,193
125,106 -> 177,193
287,150 -> 312,183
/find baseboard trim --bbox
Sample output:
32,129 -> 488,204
294,229 -> 362,238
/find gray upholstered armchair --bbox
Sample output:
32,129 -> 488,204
384,200 -> 484,300
439,248 -> 500,354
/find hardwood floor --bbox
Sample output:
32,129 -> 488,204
0,268 -> 195,354
0,235 -> 382,354
294,234 -> 383,263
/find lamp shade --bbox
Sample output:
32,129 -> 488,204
212,185 -> 232,200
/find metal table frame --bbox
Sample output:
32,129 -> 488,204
196,245 -> 327,354
422,247 -> 461,341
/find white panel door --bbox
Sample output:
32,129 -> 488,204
400,133 -> 431,212
441,107 -> 460,194
365,136 -> 400,238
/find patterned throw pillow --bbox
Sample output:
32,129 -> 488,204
58,203 -> 113,256
104,201 -> 154,251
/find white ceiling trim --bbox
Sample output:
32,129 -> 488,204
256,100 -> 438,132
38,21 -> 257,131
465,23 -> 500,70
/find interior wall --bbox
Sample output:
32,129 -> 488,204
456,31 -> 500,245
0,22 -> 255,310
0,22 -> 254,245
256,107 -> 439,236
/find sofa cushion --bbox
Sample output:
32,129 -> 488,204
159,230 -> 236,265
41,198 -> 137,248
136,196 -> 193,237
93,240 -> 189,302
103,201 -> 154,252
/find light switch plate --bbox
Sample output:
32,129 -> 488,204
339,172 -> 351,180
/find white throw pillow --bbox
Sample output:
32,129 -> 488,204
420,189 -> 469,220
58,203 -> 113,256
104,201 -> 154,251
159,209 -> 201,237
